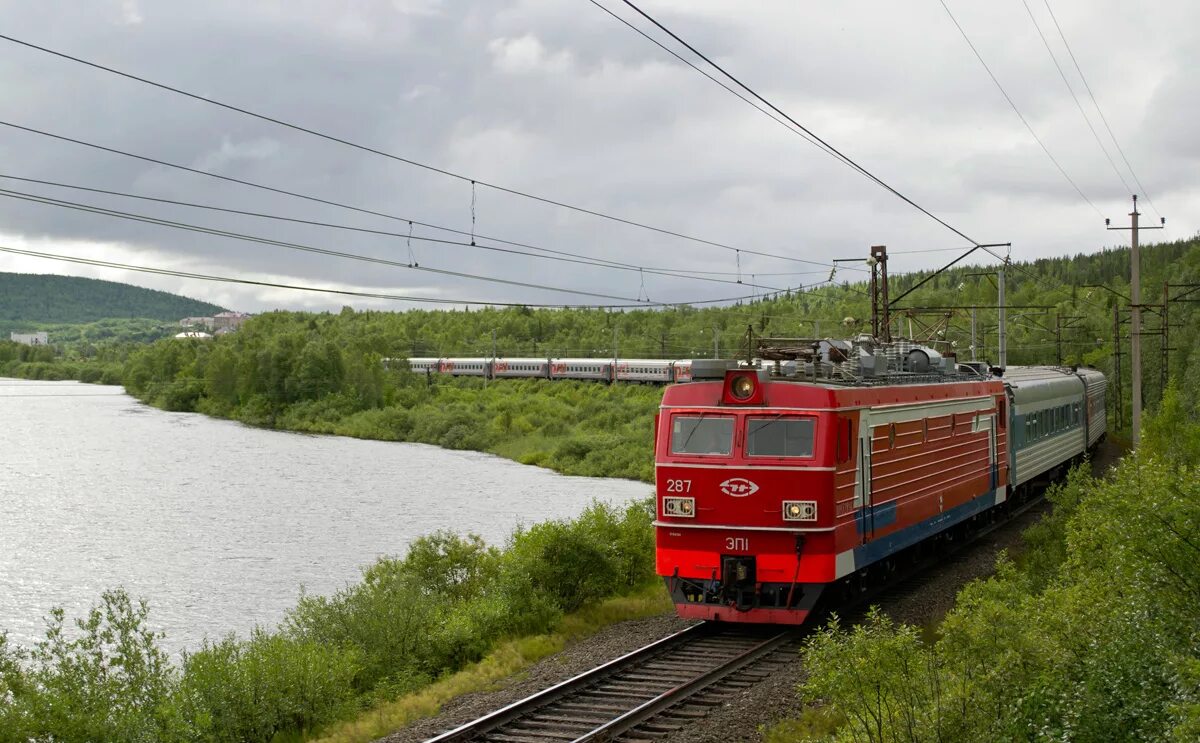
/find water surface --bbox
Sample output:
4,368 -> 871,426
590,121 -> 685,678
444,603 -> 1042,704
0,379 -> 650,652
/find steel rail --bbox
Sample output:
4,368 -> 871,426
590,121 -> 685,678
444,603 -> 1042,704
423,622 -> 712,742
573,628 -> 798,742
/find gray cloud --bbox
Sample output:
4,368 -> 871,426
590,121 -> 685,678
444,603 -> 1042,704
0,0 -> 1194,313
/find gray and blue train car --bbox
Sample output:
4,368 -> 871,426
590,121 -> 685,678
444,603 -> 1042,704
1005,366 -> 1106,487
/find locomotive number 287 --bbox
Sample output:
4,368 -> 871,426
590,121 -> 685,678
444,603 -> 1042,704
665,479 -> 692,493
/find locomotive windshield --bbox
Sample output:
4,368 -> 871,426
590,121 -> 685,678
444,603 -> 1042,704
670,415 -> 734,455
746,417 -> 815,457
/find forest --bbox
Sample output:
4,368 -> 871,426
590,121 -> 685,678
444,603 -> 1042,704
0,272 -> 224,333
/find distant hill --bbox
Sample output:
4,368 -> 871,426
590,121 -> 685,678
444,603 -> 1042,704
0,273 -> 226,328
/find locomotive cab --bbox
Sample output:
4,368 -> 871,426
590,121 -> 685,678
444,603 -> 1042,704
656,369 -> 845,624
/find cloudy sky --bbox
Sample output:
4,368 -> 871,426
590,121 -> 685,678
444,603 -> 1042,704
0,0 -> 1194,313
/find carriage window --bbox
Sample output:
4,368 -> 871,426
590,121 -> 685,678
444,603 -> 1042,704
747,417 -> 815,458
670,416 -> 735,456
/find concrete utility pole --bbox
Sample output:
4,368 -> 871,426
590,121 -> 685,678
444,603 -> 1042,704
1107,195 -> 1165,447
1112,304 -> 1123,431
712,324 -> 719,359
612,326 -> 618,364
997,266 -> 1007,368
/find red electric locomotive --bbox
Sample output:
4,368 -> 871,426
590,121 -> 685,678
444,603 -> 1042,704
655,338 -> 1009,624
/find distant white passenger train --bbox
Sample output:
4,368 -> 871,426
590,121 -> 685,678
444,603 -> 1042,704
393,357 -> 695,384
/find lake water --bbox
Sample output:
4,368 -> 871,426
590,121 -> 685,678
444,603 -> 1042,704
0,379 -> 651,654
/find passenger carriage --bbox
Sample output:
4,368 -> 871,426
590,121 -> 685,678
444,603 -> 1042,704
550,358 -> 614,382
616,359 -> 674,383
671,360 -> 694,383
438,358 -> 490,377
492,357 -> 551,379
406,357 -> 441,374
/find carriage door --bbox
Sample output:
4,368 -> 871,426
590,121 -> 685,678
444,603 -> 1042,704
855,409 -> 874,544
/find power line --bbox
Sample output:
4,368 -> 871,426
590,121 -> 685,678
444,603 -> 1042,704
1041,0 -> 1162,219
611,0 -> 983,247
586,0 -> 833,158
0,33 -> 844,270
1020,0 -> 1133,195
0,242 -> 830,310
0,173 -> 787,293
0,187 -> 651,303
936,0 -> 1105,219
0,120 -> 855,277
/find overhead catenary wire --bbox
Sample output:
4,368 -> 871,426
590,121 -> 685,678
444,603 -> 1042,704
0,242 -> 841,310
1041,0 -> 1162,219
936,0 -> 1106,219
602,1 -> 1126,314
0,174 -> 788,293
0,120 -> 855,278
0,34 -> 852,271
609,0 -> 984,247
1019,0 -> 1133,196
586,0 -> 835,159
0,187 -> 655,303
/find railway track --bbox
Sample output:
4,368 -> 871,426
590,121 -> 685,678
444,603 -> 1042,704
424,485 -> 1057,743
424,623 -> 802,743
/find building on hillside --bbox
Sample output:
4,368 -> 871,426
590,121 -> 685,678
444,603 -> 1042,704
214,326 -> 237,336
10,331 -> 49,346
180,316 -> 215,329
174,331 -> 212,340
213,311 -> 250,330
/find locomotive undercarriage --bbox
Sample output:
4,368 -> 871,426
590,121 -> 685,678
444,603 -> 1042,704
664,561 -> 824,624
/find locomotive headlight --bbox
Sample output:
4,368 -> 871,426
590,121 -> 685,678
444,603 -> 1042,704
730,374 -> 756,400
783,500 -> 817,522
664,497 -> 696,518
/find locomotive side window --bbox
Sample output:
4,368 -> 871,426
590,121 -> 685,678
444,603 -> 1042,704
670,415 -> 734,456
747,417 -> 815,458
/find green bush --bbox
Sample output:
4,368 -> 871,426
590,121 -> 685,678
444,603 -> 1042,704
179,630 -> 359,742
286,562 -> 445,694
503,500 -> 655,613
6,589 -> 187,743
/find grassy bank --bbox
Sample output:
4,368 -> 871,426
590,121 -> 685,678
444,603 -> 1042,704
115,316 -> 663,481
0,499 -> 667,742
767,387 -> 1200,742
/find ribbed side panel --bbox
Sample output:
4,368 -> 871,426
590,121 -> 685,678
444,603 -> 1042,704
1082,374 -> 1108,448
1087,410 -> 1107,447
1014,429 -> 1086,485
